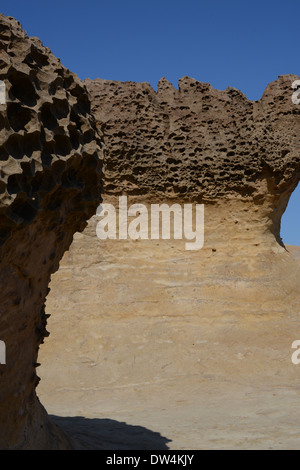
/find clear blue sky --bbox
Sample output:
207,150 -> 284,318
1,0 -> 299,245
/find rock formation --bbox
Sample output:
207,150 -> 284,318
85,75 -> 300,246
0,15 -> 103,449
37,77 -> 300,448
0,12 -> 300,450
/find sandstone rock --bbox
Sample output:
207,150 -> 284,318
85,75 -> 300,246
288,245 -> 300,264
1,12 -> 300,450
85,76 -> 300,196
0,15 -> 103,449
38,77 -> 300,448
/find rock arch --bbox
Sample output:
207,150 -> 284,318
0,13 -> 300,450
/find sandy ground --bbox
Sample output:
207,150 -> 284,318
38,224 -> 300,449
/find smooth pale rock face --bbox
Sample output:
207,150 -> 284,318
0,15 -> 103,449
38,78 -> 300,448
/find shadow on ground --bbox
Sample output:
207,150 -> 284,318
50,415 -> 172,450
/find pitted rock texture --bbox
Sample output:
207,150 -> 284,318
85,76 -> 300,201
0,15 -> 103,449
85,76 -> 300,245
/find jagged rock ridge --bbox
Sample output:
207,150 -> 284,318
85,75 -> 300,200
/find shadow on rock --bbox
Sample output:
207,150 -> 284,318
50,415 -> 172,450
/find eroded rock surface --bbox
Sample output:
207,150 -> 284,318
85,76 -> 300,198
38,76 -> 300,449
85,75 -> 300,244
1,11 -> 300,450
0,15 -> 103,449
